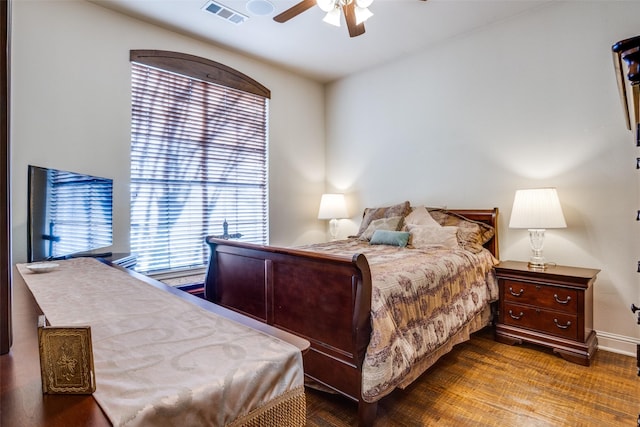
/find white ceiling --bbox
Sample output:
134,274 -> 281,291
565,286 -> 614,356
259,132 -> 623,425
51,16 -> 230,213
91,0 -> 551,83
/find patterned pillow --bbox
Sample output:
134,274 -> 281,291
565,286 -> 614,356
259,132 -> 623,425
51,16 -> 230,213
427,208 -> 495,253
359,216 -> 403,241
407,224 -> 459,249
356,201 -> 411,237
403,206 -> 440,228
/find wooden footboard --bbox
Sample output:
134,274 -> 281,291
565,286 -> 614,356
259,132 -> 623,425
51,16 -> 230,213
204,240 -> 372,401
204,208 -> 499,427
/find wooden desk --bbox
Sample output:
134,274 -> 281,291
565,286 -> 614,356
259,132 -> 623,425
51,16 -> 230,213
0,265 -> 110,426
1,263 -> 309,426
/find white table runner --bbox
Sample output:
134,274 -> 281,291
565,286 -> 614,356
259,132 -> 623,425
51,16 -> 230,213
17,258 -> 304,427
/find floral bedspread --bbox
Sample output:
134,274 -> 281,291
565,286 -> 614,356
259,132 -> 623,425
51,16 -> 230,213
298,239 -> 499,402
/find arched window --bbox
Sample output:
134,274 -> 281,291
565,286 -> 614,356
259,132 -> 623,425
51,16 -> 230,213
129,50 -> 269,274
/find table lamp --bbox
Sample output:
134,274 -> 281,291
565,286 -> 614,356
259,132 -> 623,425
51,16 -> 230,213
318,193 -> 348,241
509,188 -> 567,269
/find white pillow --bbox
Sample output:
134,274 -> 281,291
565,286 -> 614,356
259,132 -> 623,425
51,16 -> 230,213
404,206 -> 440,228
409,225 -> 459,249
359,216 -> 402,241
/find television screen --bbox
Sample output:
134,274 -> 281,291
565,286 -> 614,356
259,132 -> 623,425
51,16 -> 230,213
27,165 -> 113,262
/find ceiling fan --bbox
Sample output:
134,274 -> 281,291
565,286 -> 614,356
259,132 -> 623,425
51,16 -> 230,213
274,0 -> 427,38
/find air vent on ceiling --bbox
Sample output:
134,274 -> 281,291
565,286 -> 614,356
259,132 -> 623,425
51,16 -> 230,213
202,1 -> 249,25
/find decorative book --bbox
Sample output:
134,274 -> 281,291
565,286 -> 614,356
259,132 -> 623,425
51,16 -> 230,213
37,315 -> 96,394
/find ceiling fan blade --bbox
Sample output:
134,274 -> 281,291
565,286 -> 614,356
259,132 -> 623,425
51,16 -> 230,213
274,0 -> 317,23
343,2 -> 365,38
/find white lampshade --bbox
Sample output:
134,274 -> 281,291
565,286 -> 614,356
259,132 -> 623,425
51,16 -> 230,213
323,8 -> 341,26
317,0 -> 334,13
509,188 -> 566,229
318,193 -> 348,219
317,0 -> 374,31
354,6 -> 373,24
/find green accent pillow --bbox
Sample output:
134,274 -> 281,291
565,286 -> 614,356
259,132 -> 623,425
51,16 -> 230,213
369,230 -> 410,247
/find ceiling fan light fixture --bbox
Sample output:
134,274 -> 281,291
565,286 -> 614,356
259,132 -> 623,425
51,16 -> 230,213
323,7 -> 341,26
317,0 -> 335,13
276,0 -> 386,37
354,6 -> 372,25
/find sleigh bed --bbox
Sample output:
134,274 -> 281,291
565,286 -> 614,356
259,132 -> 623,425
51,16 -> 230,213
204,205 -> 499,426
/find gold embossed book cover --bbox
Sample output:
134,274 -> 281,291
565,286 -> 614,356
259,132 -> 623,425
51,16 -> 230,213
37,315 -> 96,394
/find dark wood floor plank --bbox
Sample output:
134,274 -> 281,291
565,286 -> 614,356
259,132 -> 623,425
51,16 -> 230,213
306,327 -> 639,426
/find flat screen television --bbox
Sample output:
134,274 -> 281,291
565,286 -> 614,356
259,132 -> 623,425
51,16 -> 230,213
27,165 -> 113,262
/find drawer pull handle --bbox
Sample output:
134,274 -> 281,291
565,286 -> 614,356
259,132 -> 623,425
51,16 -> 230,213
508,310 -> 524,320
509,287 -> 524,297
554,318 -> 572,329
554,294 -> 572,304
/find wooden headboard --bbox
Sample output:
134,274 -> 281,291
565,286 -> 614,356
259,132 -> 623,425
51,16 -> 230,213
445,208 -> 499,259
358,207 -> 499,258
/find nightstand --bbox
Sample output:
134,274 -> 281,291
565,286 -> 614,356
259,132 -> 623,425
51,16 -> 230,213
494,260 -> 600,366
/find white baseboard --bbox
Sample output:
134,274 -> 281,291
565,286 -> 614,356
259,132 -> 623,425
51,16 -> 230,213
596,330 -> 638,357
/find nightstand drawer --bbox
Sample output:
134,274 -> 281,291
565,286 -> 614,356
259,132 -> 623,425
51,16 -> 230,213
502,279 -> 578,314
503,302 -> 578,340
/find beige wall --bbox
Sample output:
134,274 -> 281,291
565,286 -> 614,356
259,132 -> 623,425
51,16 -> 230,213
10,0 -> 327,264
325,1 -> 640,354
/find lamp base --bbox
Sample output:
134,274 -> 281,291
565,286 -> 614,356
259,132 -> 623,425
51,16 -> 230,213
329,218 -> 339,241
528,229 -> 547,270
528,260 -> 548,270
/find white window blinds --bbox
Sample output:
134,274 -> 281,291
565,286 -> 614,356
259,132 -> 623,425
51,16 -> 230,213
130,53 -> 269,274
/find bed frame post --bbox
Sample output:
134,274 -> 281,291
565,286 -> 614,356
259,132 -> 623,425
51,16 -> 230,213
351,253 -> 372,378
358,401 -> 378,427
203,239 -> 219,302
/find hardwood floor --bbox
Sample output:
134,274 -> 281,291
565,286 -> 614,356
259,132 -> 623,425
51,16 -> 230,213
305,327 -> 639,426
